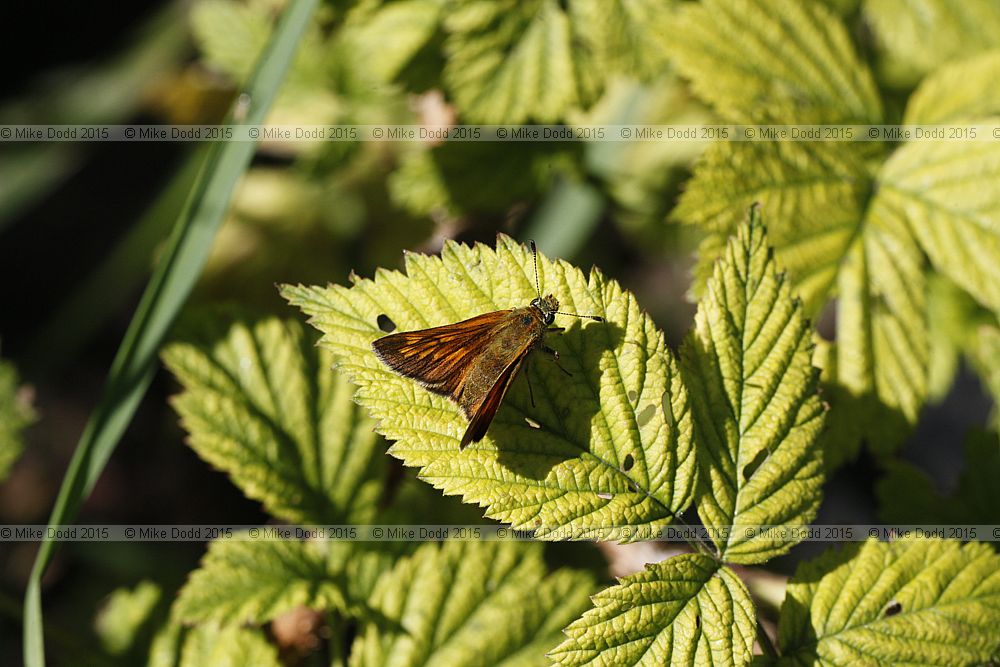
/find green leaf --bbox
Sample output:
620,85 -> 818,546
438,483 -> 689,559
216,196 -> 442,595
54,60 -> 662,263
179,624 -> 281,667
0,355 -> 35,481
162,314 -> 385,524
339,0 -> 447,84
666,0 -> 882,123
443,0 -> 579,123
681,210 -> 825,563
674,141 -> 876,314
677,142 -> 930,465
174,538 -> 347,625
875,134 -> 1000,315
968,325 -> 1000,426
863,0 -> 1000,88
550,554 -> 755,666
777,538 -> 1000,665
822,184 -> 929,459
349,541 -> 593,666
94,581 -> 162,656
283,235 -> 697,540
904,50 -> 1000,124
24,2 -> 323,662
877,429 -> 1000,525
441,0 -> 675,123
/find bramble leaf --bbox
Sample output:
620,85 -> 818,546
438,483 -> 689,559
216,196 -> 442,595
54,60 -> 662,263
441,0 -> 674,123
162,314 -> 386,525
776,538 -> 1000,665
681,210 -> 825,563
904,50 -> 1000,124
0,355 -> 35,481
179,624 -> 281,667
666,0 -> 882,123
283,235 -> 697,540
94,581 -> 162,656
874,132 -> 1000,315
550,554 -> 754,666
174,538 -> 348,625
349,541 -> 593,666
674,141 -> 875,315
863,0 -> 1000,87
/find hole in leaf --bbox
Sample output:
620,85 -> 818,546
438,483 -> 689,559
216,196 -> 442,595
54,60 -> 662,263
524,417 -> 541,429
884,600 -> 902,617
694,614 -> 700,629
377,314 -> 397,333
622,454 -> 634,472
636,404 -> 655,427
597,492 -> 612,500
742,448 -> 769,482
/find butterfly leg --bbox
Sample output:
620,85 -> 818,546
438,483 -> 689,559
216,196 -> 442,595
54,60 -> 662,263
541,345 -> 572,376
524,360 -> 536,407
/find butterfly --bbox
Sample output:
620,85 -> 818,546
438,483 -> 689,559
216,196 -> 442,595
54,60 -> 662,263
372,241 -> 602,448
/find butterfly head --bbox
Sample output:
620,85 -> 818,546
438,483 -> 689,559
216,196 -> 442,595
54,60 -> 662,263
531,294 -> 560,325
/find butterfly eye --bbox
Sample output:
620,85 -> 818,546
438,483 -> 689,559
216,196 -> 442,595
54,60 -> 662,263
543,312 -> 555,325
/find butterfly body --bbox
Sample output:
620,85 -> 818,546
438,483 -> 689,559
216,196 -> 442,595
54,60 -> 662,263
372,295 -> 559,448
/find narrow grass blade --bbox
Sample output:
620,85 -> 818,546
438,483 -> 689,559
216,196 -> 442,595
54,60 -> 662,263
22,0 -> 320,664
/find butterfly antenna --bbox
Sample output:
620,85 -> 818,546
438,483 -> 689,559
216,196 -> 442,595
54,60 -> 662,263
554,311 -> 604,322
529,240 -> 542,298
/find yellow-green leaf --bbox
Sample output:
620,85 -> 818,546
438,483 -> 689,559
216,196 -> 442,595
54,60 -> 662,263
0,355 -> 35,481
550,554 -> 754,666
666,0 -> 882,123
162,314 -> 386,525
283,235 -> 697,540
863,0 -> 1000,87
349,541 -> 593,666
875,134 -> 1000,314
904,50 -> 1000,124
681,211 -> 825,563
777,538 -> 1000,665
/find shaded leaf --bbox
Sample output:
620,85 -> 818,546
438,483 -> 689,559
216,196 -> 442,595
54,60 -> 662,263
173,538 -> 347,625
94,581 -> 162,656
0,355 -> 35,481
682,211 -> 825,563
163,314 -> 386,524
550,554 -> 754,666
877,429 -> 1000,525
283,235 -> 697,540
777,538 -> 1000,665
349,541 -> 593,666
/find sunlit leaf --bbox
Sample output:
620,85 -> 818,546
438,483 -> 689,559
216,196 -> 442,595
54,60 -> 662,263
349,541 -> 593,666
681,210 -> 825,563
776,538 -> 1000,665
283,235 -> 697,540
550,554 -> 754,666
666,0 -> 882,123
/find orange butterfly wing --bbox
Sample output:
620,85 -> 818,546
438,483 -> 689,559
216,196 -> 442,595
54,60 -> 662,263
371,310 -> 511,399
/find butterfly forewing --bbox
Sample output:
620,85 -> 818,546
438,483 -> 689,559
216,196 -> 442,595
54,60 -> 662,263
371,310 -> 512,399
